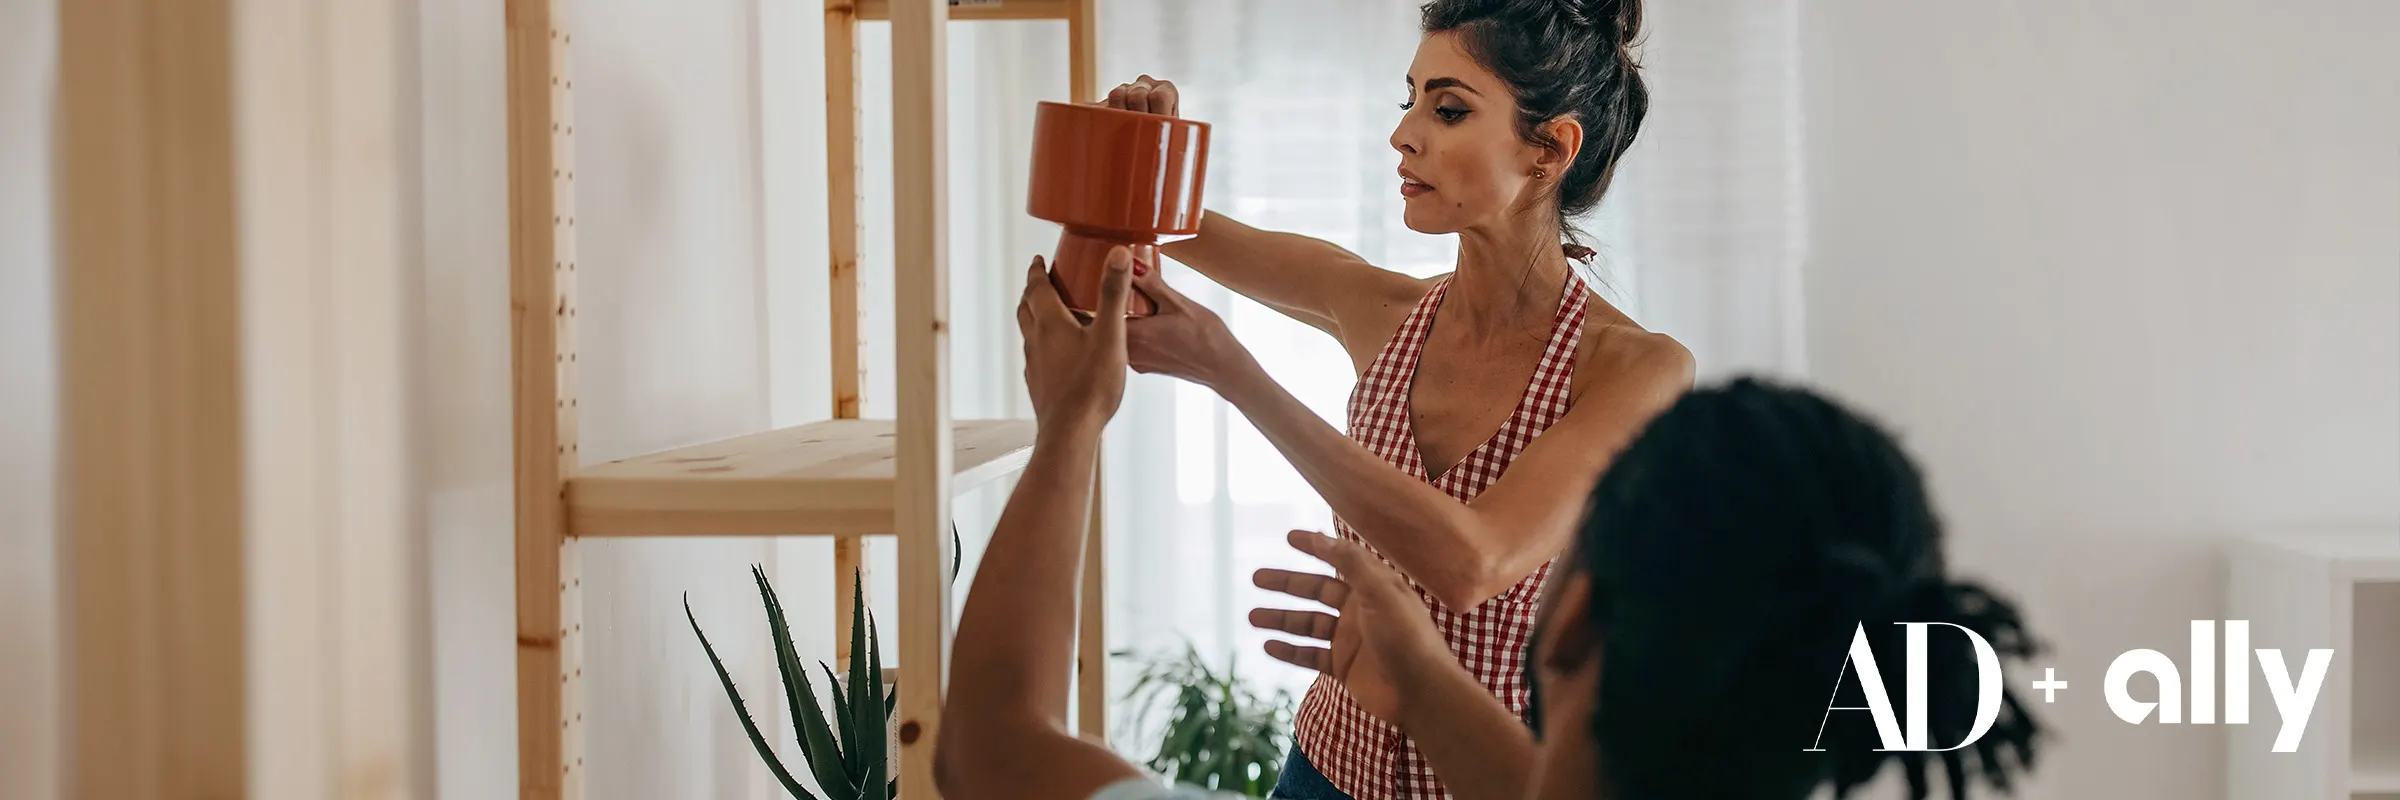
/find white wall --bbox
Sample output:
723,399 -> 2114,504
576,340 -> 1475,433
0,0 -> 58,797
1801,1 -> 2400,797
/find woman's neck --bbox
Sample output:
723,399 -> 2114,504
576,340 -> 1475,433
1449,217 -> 1572,337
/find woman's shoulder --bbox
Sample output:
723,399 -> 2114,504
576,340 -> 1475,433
1329,268 -> 1445,370
1341,267 -> 1445,321
1571,302 -> 1696,402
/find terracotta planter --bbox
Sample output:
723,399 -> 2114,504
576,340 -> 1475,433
1027,101 -> 1212,317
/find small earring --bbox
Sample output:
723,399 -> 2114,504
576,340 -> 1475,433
1531,167 -> 1547,180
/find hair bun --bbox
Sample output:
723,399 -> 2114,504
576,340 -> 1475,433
1567,0 -> 1643,47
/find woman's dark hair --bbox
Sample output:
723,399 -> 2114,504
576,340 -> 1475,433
1419,0 -> 1649,247
1572,378 -> 2044,799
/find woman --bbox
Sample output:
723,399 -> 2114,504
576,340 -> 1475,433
1104,1 -> 1688,797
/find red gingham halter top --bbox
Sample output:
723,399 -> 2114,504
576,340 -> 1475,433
1292,271 -> 1590,800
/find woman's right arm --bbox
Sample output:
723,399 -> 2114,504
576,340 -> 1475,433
1105,76 -> 1413,336
1160,212 -> 1399,334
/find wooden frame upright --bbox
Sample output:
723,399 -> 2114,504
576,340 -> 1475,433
59,0 -> 427,794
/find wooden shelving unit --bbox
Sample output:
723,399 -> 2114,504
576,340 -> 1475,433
506,1 -> 1107,797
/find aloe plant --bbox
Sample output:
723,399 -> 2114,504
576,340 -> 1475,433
687,566 -> 893,800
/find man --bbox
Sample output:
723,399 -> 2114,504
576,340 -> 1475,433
936,247 -> 2043,799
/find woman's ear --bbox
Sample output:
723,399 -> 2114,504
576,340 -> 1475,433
1536,573 -> 1598,674
1533,116 -> 1585,180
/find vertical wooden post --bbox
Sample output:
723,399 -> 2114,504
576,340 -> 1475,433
1068,0 -> 1100,107
61,0 -> 424,795
826,0 -> 867,422
58,1 -> 245,795
1068,0 -> 1111,743
236,0 -> 429,795
834,535 -> 865,661
507,0 -> 582,797
1078,462 -> 1109,740
826,0 -> 869,663
890,0 -> 954,796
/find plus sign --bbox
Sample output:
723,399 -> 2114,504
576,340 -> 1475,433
2032,668 -> 2069,703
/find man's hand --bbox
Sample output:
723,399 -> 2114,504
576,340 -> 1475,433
941,246 -> 1148,799
1018,248 -> 1133,436
1249,530 -> 1454,725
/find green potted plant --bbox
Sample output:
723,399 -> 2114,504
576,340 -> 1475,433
1115,642 -> 1296,796
685,527 -> 961,798
687,566 -> 893,800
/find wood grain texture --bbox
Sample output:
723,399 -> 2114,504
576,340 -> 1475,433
891,0 -> 956,796
1078,457 -> 1108,739
506,0 -> 581,796
58,0 -> 246,795
1068,0 -> 1099,102
233,0 -> 427,795
562,419 -> 1032,537
1070,0 -> 1108,742
826,0 -> 866,419
835,534 -> 865,662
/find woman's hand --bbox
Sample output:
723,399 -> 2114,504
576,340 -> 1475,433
1250,530 -> 1454,725
1102,75 -> 1178,116
1124,265 -> 1255,390
1018,249 -> 1134,436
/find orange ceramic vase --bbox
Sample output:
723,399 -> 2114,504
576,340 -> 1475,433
1027,101 -> 1212,317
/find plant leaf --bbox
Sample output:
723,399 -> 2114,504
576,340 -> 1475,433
816,662 -> 858,794
685,595 -> 818,800
861,610 -> 887,800
753,566 -> 815,761
756,567 -> 851,791
1114,640 -> 1298,795
844,571 -> 873,784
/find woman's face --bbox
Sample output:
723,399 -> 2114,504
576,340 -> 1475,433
1391,32 -> 1546,235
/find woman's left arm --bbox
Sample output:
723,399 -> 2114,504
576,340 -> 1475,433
1128,272 -> 1695,611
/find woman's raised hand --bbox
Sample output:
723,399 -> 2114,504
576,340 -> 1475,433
1123,263 -> 1253,390
1102,75 -> 1179,117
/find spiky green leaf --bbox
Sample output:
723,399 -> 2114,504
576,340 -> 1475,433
754,567 -> 850,790
685,595 -> 817,800
861,611 -> 887,800
844,571 -> 873,782
815,662 -> 860,796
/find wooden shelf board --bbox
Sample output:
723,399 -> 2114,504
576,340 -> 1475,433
847,0 -> 1076,21
565,419 -> 1035,537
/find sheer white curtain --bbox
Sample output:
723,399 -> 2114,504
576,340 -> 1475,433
1612,0 -> 1810,381
889,0 -> 1809,740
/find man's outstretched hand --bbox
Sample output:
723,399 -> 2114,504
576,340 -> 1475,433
1249,530 -> 1456,725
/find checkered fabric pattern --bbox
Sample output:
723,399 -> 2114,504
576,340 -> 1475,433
1291,273 -> 1591,800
